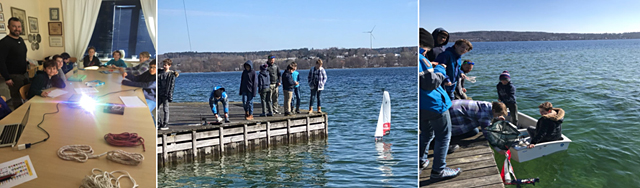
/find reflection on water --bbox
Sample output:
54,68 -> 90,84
375,141 -> 397,182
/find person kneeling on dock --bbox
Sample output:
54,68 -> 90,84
209,86 -> 230,123
450,100 -> 508,139
527,102 -> 564,148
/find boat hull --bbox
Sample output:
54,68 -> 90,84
504,112 -> 572,163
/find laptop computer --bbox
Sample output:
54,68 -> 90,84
0,105 -> 31,148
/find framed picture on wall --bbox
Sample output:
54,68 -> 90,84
0,3 -> 3,12
49,36 -> 63,47
0,13 -> 4,22
48,22 -> 62,35
10,7 -> 27,36
0,23 -> 5,32
50,8 -> 60,21
28,17 -> 38,33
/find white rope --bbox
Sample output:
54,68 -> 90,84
58,145 -> 144,166
80,168 -> 138,188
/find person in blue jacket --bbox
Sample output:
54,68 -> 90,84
210,86 -> 230,123
419,28 -> 461,180
434,39 -> 473,100
240,60 -> 257,120
290,62 -> 301,113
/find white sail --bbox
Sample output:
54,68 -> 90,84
375,91 -> 391,138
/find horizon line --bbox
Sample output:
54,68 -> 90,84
159,46 -> 416,55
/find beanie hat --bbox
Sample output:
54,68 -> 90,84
260,64 -> 268,71
499,71 -> 511,81
420,28 -> 434,48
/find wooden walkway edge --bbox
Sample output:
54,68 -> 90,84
420,131 -> 504,188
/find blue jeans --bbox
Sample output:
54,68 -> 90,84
419,109 -> 452,173
242,92 -> 254,115
146,99 -> 156,126
210,97 -> 229,115
309,88 -> 322,108
291,87 -> 300,111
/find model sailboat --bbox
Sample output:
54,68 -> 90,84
375,91 -> 391,141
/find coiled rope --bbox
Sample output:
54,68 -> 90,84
80,168 -> 138,188
57,145 -> 144,166
104,133 -> 146,152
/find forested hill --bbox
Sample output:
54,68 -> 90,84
159,47 -> 417,72
448,31 -> 640,42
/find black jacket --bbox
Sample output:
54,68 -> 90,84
531,108 -> 564,144
281,71 -> 295,91
239,61 -> 257,96
497,81 -> 516,104
0,36 -> 28,80
83,55 -> 101,67
158,68 -> 177,102
28,71 -> 66,99
267,63 -> 281,84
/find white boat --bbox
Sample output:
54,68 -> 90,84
501,112 -> 572,163
374,91 -> 391,141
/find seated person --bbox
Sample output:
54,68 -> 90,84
83,47 -> 101,67
120,51 -> 151,79
60,52 -> 75,74
28,60 -> 66,99
122,60 -> 157,120
209,86 -> 230,123
52,55 -> 67,81
0,96 -> 11,120
449,100 -> 507,138
527,102 -> 564,148
105,50 -> 127,68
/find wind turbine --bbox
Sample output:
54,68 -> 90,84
364,26 -> 376,49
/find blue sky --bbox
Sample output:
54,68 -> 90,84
158,0 -> 418,53
420,0 -> 640,34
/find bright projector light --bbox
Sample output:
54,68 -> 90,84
79,94 -> 97,111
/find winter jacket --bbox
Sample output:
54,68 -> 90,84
158,68 -> 177,102
426,28 -> 449,61
125,59 -> 151,76
282,71 -> 295,91
28,71 -> 66,99
497,81 -> 516,104
267,62 -> 281,84
258,69 -> 270,92
531,108 -> 564,145
419,48 -> 451,113
209,86 -> 228,113
62,61 -> 74,74
308,66 -> 327,90
434,46 -> 463,95
121,70 -> 156,101
239,61 -> 257,96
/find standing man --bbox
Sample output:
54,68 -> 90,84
454,60 -> 474,100
266,55 -> 281,114
0,17 -> 29,109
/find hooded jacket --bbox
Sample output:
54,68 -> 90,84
426,28 -> 449,61
497,81 -> 516,104
28,71 -> 66,99
258,68 -> 270,91
240,61 -> 257,96
282,69 -> 295,91
434,46 -> 463,95
419,48 -> 451,113
158,68 -> 178,102
531,108 -> 564,145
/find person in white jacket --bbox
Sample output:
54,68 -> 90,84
307,59 -> 327,114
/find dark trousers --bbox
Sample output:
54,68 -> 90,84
419,109 -> 452,173
158,99 -> 169,126
309,88 -> 322,108
9,73 -> 29,109
291,87 -> 300,111
260,88 -> 272,114
506,103 -> 518,126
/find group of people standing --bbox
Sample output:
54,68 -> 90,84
157,55 -> 327,130
419,27 -> 566,181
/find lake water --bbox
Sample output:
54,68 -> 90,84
158,67 -> 418,187
460,39 -> 640,187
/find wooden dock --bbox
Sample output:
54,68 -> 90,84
420,131 -> 504,188
156,102 -> 328,165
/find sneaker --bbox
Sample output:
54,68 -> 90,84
419,159 -> 430,175
430,167 -> 461,180
448,144 -> 460,154
284,112 -> 291,116
259,113 -> 266,117
224,119 -> 230,123
159,126 -> 169,130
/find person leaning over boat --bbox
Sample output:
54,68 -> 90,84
527,102 -> 564,148
418,28 -> 461,179
449,100 -> 508,139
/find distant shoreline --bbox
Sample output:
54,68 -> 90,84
448,31 -> 640,42
174,65 -> 415,73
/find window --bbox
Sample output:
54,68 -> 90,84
86,0 -> 156,59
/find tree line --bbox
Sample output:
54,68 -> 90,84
158,47 -> 417,72
449,31 -> 640,42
